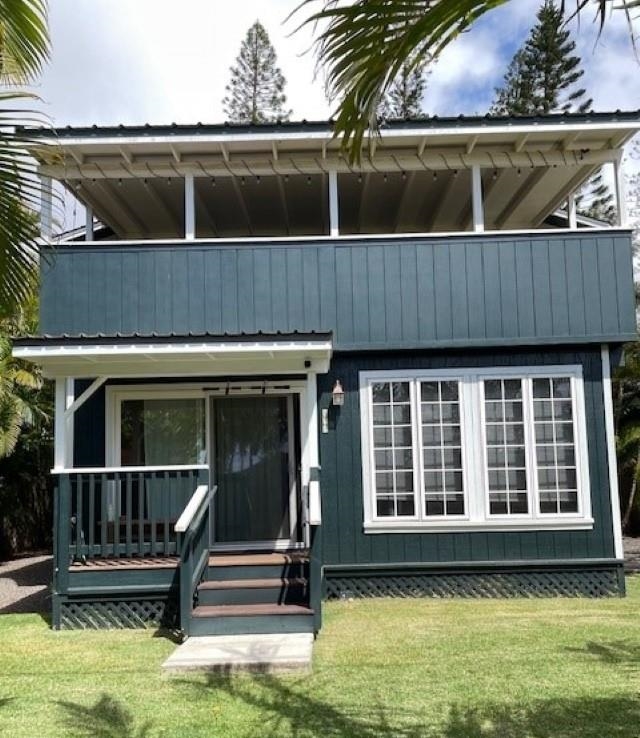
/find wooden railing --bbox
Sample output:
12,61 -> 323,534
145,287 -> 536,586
53,467 -> 208,571
176,484 -> 215,636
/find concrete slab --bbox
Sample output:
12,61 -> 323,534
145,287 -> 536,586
162,632 -> 314,674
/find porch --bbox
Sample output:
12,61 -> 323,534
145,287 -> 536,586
15,332 -> 331,634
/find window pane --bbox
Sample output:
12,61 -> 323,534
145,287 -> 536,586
533,377 -> 579,516
121,397 -> 206,466
533,378 -> 552,398
372,383 -> 390,403
392,382 -> 410,402
372,405 -> 391,425
420,379 -> 465,517
374,427 -> 393,447
376,497 -> 395,517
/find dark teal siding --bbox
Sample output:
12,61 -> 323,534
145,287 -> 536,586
317,346 -> 616,566
40,231 -> 636,348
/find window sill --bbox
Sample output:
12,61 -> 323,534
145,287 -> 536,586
363,518 -> 594,534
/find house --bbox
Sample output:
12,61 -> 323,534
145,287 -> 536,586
14,112 -> 639,635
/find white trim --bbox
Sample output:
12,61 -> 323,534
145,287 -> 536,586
613,155 -> 629,228
175,484 -> 209,532
64,378 -> 74,468
42,226 -> 633,250
64,376 -> 107,418
85,204 -> 93,242
601,344 -> 624,559
54,379 -> 66,470
359,365 -> 592,533
567,194 -> 577,229
40,175 -> 52,239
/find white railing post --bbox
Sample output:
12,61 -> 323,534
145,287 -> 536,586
613,155 -> 628,228
471,166 -> 484,232
65,379 -> 75,468
85,204 -> 94,241
567,193 -> 577,230
40,175 -> 52,239
54,379 -> 66,470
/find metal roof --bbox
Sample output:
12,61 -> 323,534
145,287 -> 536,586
22,110 -> 640,140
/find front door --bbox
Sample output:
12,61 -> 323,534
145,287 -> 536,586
211,395 -> 298,547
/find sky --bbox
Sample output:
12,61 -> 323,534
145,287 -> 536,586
33,0 -> 640,229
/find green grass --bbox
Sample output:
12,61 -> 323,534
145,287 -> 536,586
2,581 -> 640,737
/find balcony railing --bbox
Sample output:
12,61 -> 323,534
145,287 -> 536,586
54,467 -> 208,570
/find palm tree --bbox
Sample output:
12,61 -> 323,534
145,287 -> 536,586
295,0 -> 640,159
0,0 -> 51,317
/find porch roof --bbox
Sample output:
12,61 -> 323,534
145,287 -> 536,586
13,330 -> 333,378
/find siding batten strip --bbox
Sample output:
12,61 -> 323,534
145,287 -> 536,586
601,344 -> 624,559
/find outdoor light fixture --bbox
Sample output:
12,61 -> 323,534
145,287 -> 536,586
332,380 -> 345,407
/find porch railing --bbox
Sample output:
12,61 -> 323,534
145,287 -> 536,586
175,484 -> 215,635
54,467 -> 209,571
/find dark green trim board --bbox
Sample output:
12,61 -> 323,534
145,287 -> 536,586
317,346 -> 617,568
39,231 -> 635,349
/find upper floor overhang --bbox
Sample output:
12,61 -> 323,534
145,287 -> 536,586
28,111 -> 640,238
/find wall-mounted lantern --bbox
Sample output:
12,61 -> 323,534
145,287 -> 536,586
332,380 -> 345,406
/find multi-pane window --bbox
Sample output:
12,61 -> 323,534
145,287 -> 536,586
420,381 -> 464,517
362,367 -> 590,529
371,381 -> 415,517
483,379 -> 528,516
532,377 -> 578,514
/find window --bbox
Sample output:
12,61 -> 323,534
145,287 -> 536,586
112,391 -> 207,467
360,367 -> 591,532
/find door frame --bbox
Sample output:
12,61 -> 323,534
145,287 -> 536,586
208,391 -> 302,552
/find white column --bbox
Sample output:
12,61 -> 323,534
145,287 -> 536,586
471,166 -> 484,232
85,204 -> 94,242
40,175 -> 52,239
65,378 -> 75,468
601,345 -> 624,560
185,174 -> 195,239
328,170 -> 339,237
613,156 -> 628,228
54,379 -> 66,470
301,372 -> 321,533
567,193 -> 577,230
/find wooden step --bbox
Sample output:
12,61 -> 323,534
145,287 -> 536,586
192,603 -> 313,618
209,551 -> 309,567
199,578 -> 307,590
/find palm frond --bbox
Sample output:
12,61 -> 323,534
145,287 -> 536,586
0,0 -> 49,82
294,0 -> 640,160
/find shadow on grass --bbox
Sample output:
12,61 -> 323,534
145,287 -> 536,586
566,640 -> 640,669
177,673 -> 640,738
57,695 -> 155,738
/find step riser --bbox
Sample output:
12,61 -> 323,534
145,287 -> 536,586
188,614 -> 314,637
197,585 -> 307,606
207,563 -> 308,581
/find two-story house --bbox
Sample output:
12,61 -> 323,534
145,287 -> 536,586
15,112 -> 639,636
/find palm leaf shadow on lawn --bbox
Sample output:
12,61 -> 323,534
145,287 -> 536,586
178,673 -> 640,738
57,695 -> 155,738
565,640 -> 640,670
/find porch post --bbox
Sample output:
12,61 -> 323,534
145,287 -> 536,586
54,379 -> 66,470
567,193 -> 577,229
471,165 -> 484,232
85,204 -> 94,241
304,372 -> 321,526
328,170 -> 339,237
185,174 -> 195,239
613,155 -> 628,228
40,174 -> 53,239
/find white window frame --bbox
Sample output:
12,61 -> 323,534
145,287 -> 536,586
360,366 -> 593,533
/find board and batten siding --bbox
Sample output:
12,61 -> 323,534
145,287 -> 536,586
317,347 -> 616,566
40,231 -> 635,348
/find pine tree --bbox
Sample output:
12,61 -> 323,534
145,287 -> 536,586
222,21 -> 291,124
378,55 -> 430,120
490,0 -> 615,223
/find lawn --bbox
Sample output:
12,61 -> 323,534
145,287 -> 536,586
1,580 -> 640,738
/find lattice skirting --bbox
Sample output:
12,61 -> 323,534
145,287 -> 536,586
58,596 -> 178,630
324,568 -> 623,600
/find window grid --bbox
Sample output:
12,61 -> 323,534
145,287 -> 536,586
419,380 -> 465,518
532,377 -> 579,515
371,381 -> 416,519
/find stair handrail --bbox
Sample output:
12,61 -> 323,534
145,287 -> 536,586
176,484 -> 215,637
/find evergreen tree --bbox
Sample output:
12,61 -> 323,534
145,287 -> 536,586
222,21 -> 291,124
490,0 -> 615,223
378,54 -> 430,120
